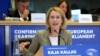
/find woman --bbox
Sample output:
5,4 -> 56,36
20,7 -> 72,56
56,0 -> 73,21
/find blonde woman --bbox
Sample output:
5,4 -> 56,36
20,7 -> 72,56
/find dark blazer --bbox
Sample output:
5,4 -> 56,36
8,9 -> 31,21
22,29 -> 72,56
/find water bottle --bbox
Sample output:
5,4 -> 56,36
13,37 -> 21,56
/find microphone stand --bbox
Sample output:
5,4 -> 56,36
58,34 -> 60,45
54,29 -> 66,45
54,30 -> 60,45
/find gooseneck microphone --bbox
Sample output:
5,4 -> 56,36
54,30 -> 60,45
54,29 -> 66,45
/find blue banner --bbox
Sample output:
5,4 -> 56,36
0,26 -> 5,56
10,25 -> 46,56
10,25 -> 46,40
43,45 -> 100,56
67,25 -> 100,45
0,22 -> 100,56
0,0 -> 11,20
9,25 -> 100,56
10,25 -> 100,45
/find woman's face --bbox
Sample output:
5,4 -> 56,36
48,11 -> 62,30
59,2 -> 67,13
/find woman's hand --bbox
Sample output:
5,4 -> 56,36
19,41 -> 30,52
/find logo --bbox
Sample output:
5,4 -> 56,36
86,48 -> 98,56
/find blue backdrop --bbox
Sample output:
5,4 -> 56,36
67,25 -> 100,45
10,25 -> 100,45
0,0 -> 11,20
0,24 -> 99,56
9,25 -> 100,56
0,26 -> 5,56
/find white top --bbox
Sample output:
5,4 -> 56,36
49,36 -> 58,46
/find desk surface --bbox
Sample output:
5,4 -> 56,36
0,21 -> 100,25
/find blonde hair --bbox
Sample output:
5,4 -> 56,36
46,7 -> 67,29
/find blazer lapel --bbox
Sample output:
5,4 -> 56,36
60,29 -> 66,45
43,29 -> 66,46
43,29 -> 51,45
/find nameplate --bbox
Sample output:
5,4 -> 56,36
79,14 -> 92,23
31,13 -> 46,23
43,45 -> 100,56
5,17 -> 20,21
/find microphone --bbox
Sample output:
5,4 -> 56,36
54,30 -> 66,45
3,13 -> 7,19
54,30 -> 60,45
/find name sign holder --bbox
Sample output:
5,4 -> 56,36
79,14 -> 92,23
31,13 -> 46,23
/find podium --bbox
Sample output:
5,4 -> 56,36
35,47 -> 43,56
35,45 -> 100,56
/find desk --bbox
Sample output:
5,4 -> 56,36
0,21 -> 100,25
0,21 -> 100,56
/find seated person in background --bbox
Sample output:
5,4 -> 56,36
19,7 -> 72,56
56,0 -> 73,21
8,0 -> 31,21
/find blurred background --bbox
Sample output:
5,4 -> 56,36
0,0 -> 100,19
23,0 -> 100,14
